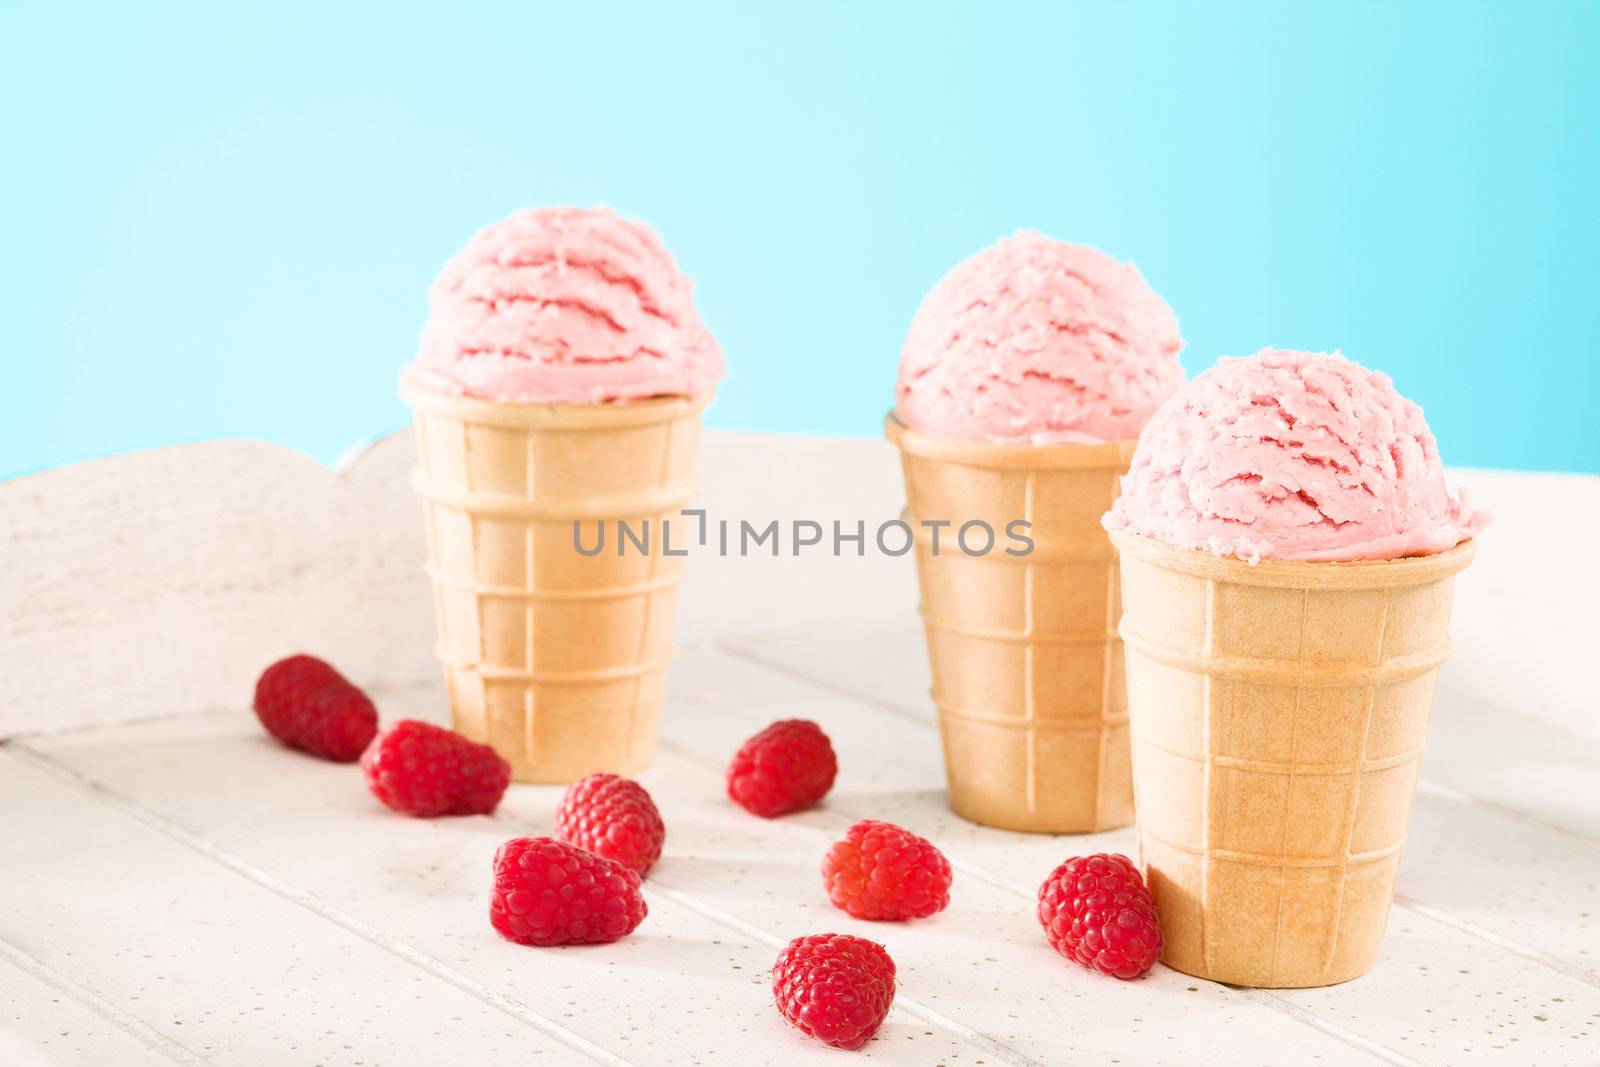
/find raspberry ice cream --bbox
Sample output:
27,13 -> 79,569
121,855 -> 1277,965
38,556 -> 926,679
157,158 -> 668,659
895,231 -> 1184,443
1105,348 -> 1488,563
407,206 -> 723,404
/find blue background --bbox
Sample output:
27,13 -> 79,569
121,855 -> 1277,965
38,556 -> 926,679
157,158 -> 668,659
4,1 -> 1598,477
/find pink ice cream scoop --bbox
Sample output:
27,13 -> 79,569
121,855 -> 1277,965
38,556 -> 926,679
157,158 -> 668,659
407,206 -> 723,404
1105,348 -> 1489,563
895,231 -> 1184,443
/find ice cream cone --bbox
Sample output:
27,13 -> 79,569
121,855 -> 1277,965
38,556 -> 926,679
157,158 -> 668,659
886,415 -> 1138,833
403,380 -> 708,783
1110,529 -> 1475,987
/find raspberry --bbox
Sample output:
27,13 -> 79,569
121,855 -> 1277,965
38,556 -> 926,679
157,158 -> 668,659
554,774 -> 666,876
821,819 -> 952,921
252,654 -> 377,762
772,934 -> 895,1050
360,719 -> 511,817
726,719 -> 837,817
1037,853 -> 1163,980
489,836 -> 647,946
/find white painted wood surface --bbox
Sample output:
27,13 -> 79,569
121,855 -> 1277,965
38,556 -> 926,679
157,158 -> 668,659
2,430 -> 1597,1065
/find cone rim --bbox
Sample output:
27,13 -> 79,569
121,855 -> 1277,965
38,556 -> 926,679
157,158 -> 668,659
402,376 -> 713,429
1109,528 -> 1476,589
884,413 -> 1137,470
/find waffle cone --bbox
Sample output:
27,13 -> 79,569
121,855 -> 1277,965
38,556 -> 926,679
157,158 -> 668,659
402,380 -> 708,783
1111,529 -> 1475,987
886,416 -> 1137,833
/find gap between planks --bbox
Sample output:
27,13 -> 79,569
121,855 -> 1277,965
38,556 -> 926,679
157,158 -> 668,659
1413,780 -> 1600,856
716,640 -> 1600,887
710,645 -> 1600,1013
13,647 -> 1593,1064
8,719 -> 1433,1067
647,883 -> 1043,1067
0,934 -> 210,1067
5,740 -> 1041,1067
4,742 -> 632,1067
0,679 -> 446,747
654,736 -> 1420,1067
1392,895 -> 1600,990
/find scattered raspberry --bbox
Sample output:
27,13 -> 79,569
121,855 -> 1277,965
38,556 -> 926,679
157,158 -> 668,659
1037,853 -> 1162,980
821,819 -> 952,921
252,654 -> 378,762
772,934 -> 896,1050
726,719 -> 837,817
360,719 -> 511,817
554,774 -> 666,876
489,836 -> 647,946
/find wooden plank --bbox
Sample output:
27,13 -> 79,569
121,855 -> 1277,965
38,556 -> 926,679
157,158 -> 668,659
720,608 -> 1600,843
658,647 -> 1600,1065
28,713 -> 1363,1067
0,947 -> 182,1067
715,618 -> 1600,959
0,750 -> 595,1066
720,619 -> 1600,1011
1400,798 -> 1599,983
641,751 -> 1390,1065
17,723 -> 1015,1065
29,698 -> 1386,1065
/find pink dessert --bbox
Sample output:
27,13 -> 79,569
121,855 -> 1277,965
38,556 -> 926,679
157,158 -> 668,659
407,206 -> 723,404
895,231 -> 1184,443
1105,348 -> 1489,563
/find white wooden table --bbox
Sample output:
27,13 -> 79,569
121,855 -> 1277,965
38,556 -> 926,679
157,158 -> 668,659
2,430 -> 1597,1066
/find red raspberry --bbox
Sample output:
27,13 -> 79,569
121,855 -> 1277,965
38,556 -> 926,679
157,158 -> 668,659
821,819 -> 952,921
253,654 -> 377,762
360,719 -> 511,817
554,774 -> 666,876
772,934 -> 895,1050
489,836 -> 647,946
726,719 -> 837,817
1037,853 -> 1162,980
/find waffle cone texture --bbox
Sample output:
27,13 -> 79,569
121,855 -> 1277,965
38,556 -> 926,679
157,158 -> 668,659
887,416 -> 1137,833
1111,529 -> 1474,987
403,380 -> 707,782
